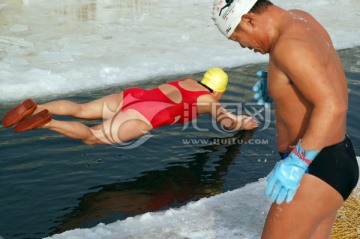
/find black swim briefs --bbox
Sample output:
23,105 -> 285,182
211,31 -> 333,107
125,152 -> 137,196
279,135 -> 359,200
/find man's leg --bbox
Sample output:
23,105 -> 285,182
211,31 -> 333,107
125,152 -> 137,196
262,174 -> 343,239
310,211 -> 337,239
35,93 -> 124,120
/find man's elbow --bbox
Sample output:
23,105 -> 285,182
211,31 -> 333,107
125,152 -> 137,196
339,101 -> 348,114
326,99 -> 347,116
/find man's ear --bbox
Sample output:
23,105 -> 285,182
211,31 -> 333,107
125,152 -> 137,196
241,13 -> 255,26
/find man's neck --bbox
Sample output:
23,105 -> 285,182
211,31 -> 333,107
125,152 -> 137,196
260,5 -> 287,53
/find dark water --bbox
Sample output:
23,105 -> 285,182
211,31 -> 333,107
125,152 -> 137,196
0,47 -> 359,239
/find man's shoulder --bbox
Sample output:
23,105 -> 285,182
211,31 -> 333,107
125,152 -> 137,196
271,37 -> 303,59
288,9 -> 311,16
272,31 -> 319,58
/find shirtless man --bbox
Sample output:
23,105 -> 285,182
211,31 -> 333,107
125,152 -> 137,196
2,68 -> 258,145
213,0 -> 358,238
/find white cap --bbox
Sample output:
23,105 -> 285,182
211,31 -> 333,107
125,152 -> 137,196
212,0 -> 258,38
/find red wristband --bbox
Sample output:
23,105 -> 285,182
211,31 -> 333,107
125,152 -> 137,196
289,145 -> 312,165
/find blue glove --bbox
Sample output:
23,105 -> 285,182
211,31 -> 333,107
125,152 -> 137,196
265,140 -> 319,204
253,70 -> 272,109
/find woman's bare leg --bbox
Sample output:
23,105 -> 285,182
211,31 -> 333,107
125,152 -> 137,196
262,174 -> 343,239
88,109 -> 153,145
34,92 -> 124,120
44,119 -> 96,143
42,109 -> 152,145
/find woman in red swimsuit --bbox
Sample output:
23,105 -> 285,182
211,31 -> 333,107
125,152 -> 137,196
3,68 -> 258,145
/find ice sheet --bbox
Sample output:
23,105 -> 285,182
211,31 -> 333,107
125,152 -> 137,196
0,0 -> 359,102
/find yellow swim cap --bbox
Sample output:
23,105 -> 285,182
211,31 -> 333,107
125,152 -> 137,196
201,67 -> 228,92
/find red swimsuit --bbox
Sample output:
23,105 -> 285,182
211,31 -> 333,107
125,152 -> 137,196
121,79 -> 210,128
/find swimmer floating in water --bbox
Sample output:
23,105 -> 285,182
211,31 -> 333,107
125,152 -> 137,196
2,68 -> 258,145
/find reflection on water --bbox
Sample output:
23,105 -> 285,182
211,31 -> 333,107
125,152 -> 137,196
52,129 -> 257,234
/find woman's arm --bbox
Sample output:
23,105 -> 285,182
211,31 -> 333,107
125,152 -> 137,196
210,104 -> 258,130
